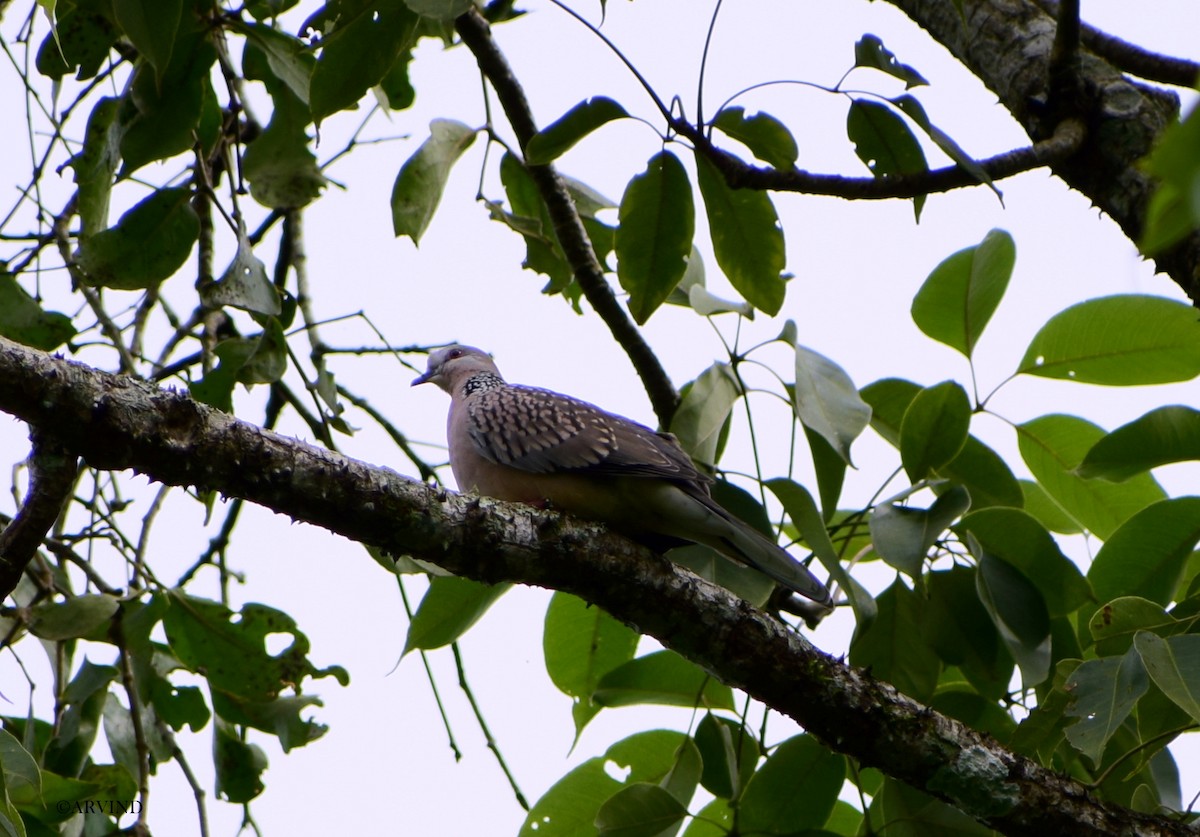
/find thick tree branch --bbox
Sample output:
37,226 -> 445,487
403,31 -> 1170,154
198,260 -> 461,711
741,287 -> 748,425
0,336 -> 1192,837
883,0 -> 1200,301
679,117 -> 1085,199
0,437 -> 78,598
1034,0 -> 1200,87
454,8 -> 681,426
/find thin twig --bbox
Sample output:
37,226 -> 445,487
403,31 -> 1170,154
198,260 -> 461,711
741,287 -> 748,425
450,642 -> 529,811
454,8 -> 680,427
336,385 -> 440,482
396,577 -> 462,761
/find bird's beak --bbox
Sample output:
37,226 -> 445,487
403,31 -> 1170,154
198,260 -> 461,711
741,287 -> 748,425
411,370 -> 432,386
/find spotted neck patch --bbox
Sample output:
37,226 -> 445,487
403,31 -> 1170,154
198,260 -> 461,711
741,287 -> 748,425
462,372 -> 505,398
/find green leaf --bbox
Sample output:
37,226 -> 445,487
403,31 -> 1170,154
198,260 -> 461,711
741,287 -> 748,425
113,0 -> 180,75
1135,632 -> 1200,724
660,736 -> 702,808
791,344 -> 872,465
377,46 -> 416,110
309,0 -> 419,122
1063,648 -> 1148,763
694,153 -> 787,315
519,731 -> 688,837
118,26 -> 217,173
526,97 -> 629,165
860,376 -> 919,447
866,778 -> 995,837
924,567 -> 1012,700
77,188 -> 199,289
1089,597 -> 1180,657
861,377 -> 1021,507
711,107 -> 799,169
492,154 -> 573,290
694,714 -> 758,800
391,119 -> 477,243
1017,414 -> 1165,539
911,229 -> 1015,358
849,580 -> 941,700
669,362 -> 741,465
974,549 -> 1051,686
593,650 -> 734,710
853,34 -> 929,88
847,99 -> 926,179
1141,182 -> 1195,255
43,660 -> 117,778
214,717 -> 268,803
67,96 -> 122,237
892,95 -> 995,192
958,508 -> 1091,616
236,320 -> 289,385
1078,406 -> 1200,482
870,485 -> 970,578
1018,295 -> 1200,384
805,424 -> 846,521
202,230 -> 281,315
847,98 -> 928,219
670,544 -> 776,607
943,436 -> 1023,509
241,43 -> 325,210
1140,99 -> 1200,254
767,478 -> 877,626
239,21 -> 313,104
543,593 -> 639,735
898,380 -> 970,481
594,783 -> 687,837
188,325 -> 289,410
616,151 -> 695,324
163,592 -> 349,706
681,798 -> 733,837
403,0 -> 473,21
0,274 -> 75,350
36,2 -> 119,81
404,576 -> 511,653
739,735 -> 844,833
28,594 -> 118,641
1019,479 -> 1082,534
0,728 -> 42,800
1088,498 -> 1200,606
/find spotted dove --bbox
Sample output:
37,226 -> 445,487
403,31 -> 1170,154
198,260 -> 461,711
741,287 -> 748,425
413,345 -> 831,605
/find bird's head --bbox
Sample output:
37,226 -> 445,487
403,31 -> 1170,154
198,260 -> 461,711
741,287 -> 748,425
411,344 -> 501,393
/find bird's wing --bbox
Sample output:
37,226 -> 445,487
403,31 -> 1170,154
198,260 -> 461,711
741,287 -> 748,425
464,384 -> 707,483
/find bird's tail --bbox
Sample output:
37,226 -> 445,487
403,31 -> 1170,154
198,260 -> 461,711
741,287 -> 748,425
694,495 -> 833,606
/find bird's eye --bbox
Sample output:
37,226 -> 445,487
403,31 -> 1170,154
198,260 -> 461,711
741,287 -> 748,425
447,348 -> 463,360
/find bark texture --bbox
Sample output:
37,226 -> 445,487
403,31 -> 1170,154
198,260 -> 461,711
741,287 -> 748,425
885,0 -> 1199,299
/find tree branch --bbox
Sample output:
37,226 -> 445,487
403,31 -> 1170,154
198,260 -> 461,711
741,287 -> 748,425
882,0 -> 1200,302
1033,0 -> 1200,88
679,116 -> 1086,199
454,8 -> 681,426
0,335 -> 1192,837
0,436 -> 78,599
